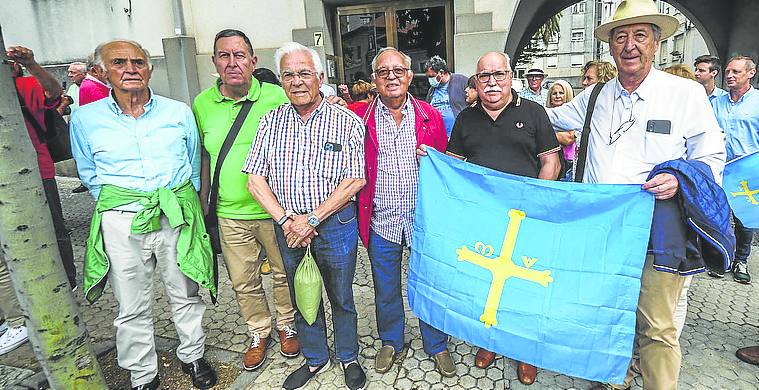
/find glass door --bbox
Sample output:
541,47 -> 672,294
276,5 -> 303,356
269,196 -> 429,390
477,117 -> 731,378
394,6 -> 448,98
336,1 -> 452,98
338,12 -> 387,84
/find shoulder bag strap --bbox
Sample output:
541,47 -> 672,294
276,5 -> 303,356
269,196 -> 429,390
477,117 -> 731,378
16,92 -> 47,143
208,99 -> 255,215
573,82 -> 605,183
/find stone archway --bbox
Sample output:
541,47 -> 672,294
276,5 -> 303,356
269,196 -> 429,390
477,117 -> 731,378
503,0 -> 757,68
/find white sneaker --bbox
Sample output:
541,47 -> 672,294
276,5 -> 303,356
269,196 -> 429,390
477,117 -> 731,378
0,325 -> 28,355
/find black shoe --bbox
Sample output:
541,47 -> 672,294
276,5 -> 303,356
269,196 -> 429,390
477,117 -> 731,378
707,269 -> 725,278
283,360 -> 331,390
72,184 -> 89,193
132,375 -> 159,390
181,358 -> 217,389
733,262 -> 751,284
342,361 -> 367,390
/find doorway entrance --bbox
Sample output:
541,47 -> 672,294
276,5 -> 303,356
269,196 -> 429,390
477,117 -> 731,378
336,1 -> 452,98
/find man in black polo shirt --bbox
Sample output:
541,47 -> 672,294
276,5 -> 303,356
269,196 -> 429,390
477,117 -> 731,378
447,52 -> 560,179
446,51 -> 561,385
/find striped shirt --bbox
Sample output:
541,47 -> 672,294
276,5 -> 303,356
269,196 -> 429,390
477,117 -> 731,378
242,99 -> 365,213
371,98 -> 418,246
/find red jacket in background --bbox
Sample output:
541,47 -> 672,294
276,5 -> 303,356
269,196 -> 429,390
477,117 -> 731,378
15,76 -> 59,180
354,95 -> 448,247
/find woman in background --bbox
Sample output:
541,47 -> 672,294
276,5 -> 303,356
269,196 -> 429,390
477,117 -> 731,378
347,80 -> 376,114
545,80 -> 575,180
464,75 -> 478,106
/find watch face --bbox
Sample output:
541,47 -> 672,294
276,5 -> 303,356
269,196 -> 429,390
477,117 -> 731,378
308,215 -> 319,226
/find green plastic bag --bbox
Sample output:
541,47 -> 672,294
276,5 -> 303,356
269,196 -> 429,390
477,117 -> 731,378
294,246 -> 323,325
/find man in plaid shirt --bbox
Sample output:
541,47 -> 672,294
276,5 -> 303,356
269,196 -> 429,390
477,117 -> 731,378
243,42 -> 367,390
353,48 -> 450,377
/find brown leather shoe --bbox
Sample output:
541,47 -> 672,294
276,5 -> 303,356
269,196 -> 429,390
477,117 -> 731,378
474,348 -> 496,369
433,349 -> 457,378
736,346 -> 759,366
517,361 -> 538,385
243,334 -> 268,371
279,325 -> 300,358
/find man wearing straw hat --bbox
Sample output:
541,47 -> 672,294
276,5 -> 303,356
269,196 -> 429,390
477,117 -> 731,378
546,1 -> 725,388
518,68 -> 548,106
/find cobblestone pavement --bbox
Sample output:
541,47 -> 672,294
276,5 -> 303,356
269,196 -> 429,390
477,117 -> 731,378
1,177 -> 758,389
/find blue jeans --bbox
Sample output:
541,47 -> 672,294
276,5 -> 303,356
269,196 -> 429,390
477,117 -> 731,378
275,204 -> 359,366
367,229 -> 449,356
735,214 -> 755,264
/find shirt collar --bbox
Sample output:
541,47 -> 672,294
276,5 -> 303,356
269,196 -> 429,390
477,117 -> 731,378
212,77 -> 261,103
475,89 -> 521,114
729,87 -> 757,103
612,67 -> 659,101
84,73 -> 108,87
376,93 -> 413,115
288,95 -> 328,121
106,88 -> 156,115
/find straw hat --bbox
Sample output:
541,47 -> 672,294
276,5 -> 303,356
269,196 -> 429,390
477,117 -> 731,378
524,68 -> 546,78
594,0 -> 679,42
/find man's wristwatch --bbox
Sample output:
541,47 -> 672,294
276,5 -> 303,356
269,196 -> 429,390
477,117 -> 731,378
277,211 -> 295,226
307,212 -> 321,228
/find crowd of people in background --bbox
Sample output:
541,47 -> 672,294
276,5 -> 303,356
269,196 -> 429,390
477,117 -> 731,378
0,0 -> 757,389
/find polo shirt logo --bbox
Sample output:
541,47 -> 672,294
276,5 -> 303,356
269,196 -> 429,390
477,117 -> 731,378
516,122 -> 524,129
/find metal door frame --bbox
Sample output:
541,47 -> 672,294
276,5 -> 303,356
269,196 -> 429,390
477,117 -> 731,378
335,0 -> 453,83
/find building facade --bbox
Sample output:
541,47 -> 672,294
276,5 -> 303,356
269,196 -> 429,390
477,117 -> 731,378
1,0 -> 521,102
0,0 -> 719,102
520,0 -> 709,89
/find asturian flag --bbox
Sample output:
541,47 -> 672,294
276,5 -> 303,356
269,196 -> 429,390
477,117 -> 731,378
723,151 -> 759,228
408,149 -> 655,384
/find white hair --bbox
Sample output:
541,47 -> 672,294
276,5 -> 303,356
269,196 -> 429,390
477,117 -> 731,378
94,39 -> 153,71
370,47 -> 412,71
68,62 -> 86,72
274,42 -> 324,76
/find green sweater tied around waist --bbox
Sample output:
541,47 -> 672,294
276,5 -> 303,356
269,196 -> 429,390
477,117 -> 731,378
83,180 -> 217,303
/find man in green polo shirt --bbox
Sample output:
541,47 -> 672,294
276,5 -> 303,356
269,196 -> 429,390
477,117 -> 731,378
192,29 -> 298,371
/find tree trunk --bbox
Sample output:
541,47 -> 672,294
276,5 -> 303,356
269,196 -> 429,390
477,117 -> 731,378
0,28 -> 106,389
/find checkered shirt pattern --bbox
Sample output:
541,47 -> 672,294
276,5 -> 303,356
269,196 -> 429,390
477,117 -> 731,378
371,98 -> 418,246
242,99 -> 365,213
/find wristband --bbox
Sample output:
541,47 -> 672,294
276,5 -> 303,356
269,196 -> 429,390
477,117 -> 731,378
277,211 -> 295,226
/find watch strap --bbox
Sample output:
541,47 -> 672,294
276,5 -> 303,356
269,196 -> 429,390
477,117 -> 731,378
277,211 -> 295,226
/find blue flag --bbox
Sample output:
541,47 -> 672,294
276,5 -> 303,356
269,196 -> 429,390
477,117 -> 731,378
723,151 -> 759,228
409,150 -> 655,384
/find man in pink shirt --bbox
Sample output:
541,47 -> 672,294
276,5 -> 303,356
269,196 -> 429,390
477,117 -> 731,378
79,48 -> 110,106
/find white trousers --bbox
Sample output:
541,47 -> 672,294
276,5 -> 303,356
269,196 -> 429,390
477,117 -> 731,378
102,211 -> 206,387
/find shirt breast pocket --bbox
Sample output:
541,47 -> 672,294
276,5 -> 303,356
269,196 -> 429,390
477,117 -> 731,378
315,142 -> 345,180
643,131 -> 681,164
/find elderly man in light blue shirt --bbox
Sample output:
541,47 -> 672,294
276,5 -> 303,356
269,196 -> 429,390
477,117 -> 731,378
711,55 -> 759,285
70,39 -> 216,390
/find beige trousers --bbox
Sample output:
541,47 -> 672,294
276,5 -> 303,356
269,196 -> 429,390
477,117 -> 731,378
621,255 -> 687,390
673,276 -> 693,339
219,217 -> 295,339
102,211 -> 207,387
0,255 -> 24,327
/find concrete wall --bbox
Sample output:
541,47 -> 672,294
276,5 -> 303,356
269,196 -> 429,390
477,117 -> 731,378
0,0 -> 175,63
188,0 -> 307,55
0,0 -> 313,98
453,0 -> 512,76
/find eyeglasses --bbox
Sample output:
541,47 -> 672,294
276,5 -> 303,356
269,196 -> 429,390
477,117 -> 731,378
609,101 -> 636,145
374,67 -> 410,79
281,70 -> 317,83
476,71 -> 511,83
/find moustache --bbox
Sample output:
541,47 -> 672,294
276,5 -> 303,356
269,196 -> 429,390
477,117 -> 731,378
484,87 -> 502,93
